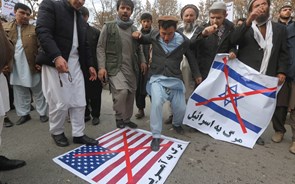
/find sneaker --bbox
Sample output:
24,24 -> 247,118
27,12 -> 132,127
135,109 -> 145,119
271,132 -> 284,143
289,142 -> 295,154
172,125 -> 184,135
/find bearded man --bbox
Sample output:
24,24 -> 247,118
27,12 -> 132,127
230,0 -> 289,146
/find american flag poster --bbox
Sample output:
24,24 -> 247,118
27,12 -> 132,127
184,54 -> 278,148
53,128 -> 189,184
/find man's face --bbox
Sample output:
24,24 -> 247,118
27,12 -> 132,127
14,8 -> 31,25
141,19 -> 152,31
209,11 -> 226,27
159,26 -> 175,44
68,0 -> 85,10
279,7 -> 292,19
118,3 -> 132,21
251,0 -> 270,23
183,8 -> 197,32
182,8 -> 197,24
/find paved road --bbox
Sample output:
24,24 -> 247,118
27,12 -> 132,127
1,89 -> 295,184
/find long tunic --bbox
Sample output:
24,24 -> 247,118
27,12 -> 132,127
0,73 -> 9,116
98,25 -> 137,92
42,12 -> 86,108
10,26 -> 40,87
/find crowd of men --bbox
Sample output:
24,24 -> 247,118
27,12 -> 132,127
0,0 -> 295,181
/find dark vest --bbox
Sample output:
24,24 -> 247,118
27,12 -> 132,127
105,21 -> 139,76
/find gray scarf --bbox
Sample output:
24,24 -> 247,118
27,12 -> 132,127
116,16 -> 134,30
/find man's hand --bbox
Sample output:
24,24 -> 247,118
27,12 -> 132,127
132,31 -> 142,40
89,67 -> 97,81
2,65 -> 10,73
277,73 -> 286,86
195,77 -> 202,85
98,68 -> 108,83
140,63 -> 147,75
35,64 -> 42,71
246,6 -> 265,26
202,24 -> 218,37
54,56 -> 68,73
228,52 -> 237,60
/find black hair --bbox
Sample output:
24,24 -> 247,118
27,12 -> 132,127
80,6 -> 89,17
140,12 -> 152,21
116,0 -> 134,13
158,20 -> 177,30
14,3 -> 31,14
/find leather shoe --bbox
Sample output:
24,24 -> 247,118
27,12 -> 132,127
84,115 -> 91,122
151,138 -> 160,151
256,137 -> 265,145
92,117 -> 100,125
124,121 -> 138,128
164,115 -> 173,124
116,119 -> 125,128
0,156 -> 26,171
173,125 -> 184,135
73,135 -> 98,145
51,133 -> 69,147
271,132 -> 284,143
4,117 -> 13,127
135,109 -> 145,119
40,115 -> 49,123
16,115 -> 31,125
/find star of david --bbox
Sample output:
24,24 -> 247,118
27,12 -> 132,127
218,84 -> 244,107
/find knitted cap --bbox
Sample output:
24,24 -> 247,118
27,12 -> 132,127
180,4 -> 199,20
209,2 -> 226,11
279,2 -> 292,12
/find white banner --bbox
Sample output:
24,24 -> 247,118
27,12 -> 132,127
183,54 -> 278,148
1,0 -> 18,18
226,1 -> 234,22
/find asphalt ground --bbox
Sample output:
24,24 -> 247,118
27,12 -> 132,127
0,89 -> 295,184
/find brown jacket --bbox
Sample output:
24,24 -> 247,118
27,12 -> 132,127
3,20 -> 38,72
0,23 -> 14,71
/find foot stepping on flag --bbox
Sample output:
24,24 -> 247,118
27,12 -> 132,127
53,128 -> 189,184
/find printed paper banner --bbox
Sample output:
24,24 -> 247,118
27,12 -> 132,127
183,54 -> 278,148
1,0 -> 18,18
53,128 -> 189,184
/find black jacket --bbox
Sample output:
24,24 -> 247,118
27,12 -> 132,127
138,29 -> 201,81
230,21 -> 288,77
191,19 -> 235,79
35,0 -> 93,72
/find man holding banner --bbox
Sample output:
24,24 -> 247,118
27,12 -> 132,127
230,0 -> 289,145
